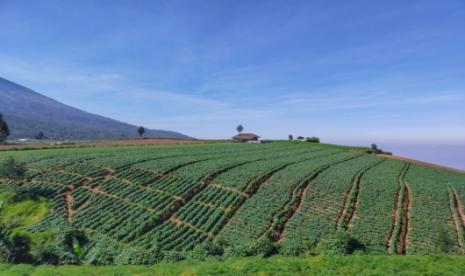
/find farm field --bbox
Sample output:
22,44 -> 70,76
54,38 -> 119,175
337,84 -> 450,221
1,142 -> 465,266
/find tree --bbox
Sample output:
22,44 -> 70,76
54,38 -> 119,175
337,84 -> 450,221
137,126 -> 145,138
306,137 -> 320,143
236,124 -> 244,133
288,134 -> 293,141
35,131 -> 44,140
371,144 -> 379,153
297,136 -> 304,140
0,113 -> 10,143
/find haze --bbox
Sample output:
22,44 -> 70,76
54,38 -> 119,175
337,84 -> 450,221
0,0 -> 464,167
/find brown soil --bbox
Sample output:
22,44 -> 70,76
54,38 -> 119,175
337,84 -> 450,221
0,138 -> 206,151
397,184 -> 411,255
453,190 -> 465,228
210,183 -> 249,198
448,188 -> 464,253
378,154 -> 465,174
65,184 -> 76,222
386,185 -> 402,254
170,217 -> 213,238
128,160 -> 254,242
387,163 -> 411,255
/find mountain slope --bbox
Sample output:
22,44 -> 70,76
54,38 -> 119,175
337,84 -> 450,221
0,77 -> 190,140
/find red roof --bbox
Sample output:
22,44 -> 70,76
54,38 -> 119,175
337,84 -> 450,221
232,133 -> 260,139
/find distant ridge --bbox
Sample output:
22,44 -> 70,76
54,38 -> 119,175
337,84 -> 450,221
0,77 -> 191,140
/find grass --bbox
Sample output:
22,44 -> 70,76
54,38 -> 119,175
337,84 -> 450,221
0,191 -> 51,241
0,255 -> 464,275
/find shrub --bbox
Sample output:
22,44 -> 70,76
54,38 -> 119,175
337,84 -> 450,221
435,227 -> 454,253
31,245 -> 59,265
279,238 -> 317,256
316,232 -> 364,256
0,157 -> 27,179
306,137 -> 320,143
224,237 -> 276,258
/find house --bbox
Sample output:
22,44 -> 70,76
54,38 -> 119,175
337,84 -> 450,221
232,133 -> 261,142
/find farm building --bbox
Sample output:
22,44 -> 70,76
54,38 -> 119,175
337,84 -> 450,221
232,133 -> 261,142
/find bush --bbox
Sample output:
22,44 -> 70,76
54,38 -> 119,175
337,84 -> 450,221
316,232 -> 364,256
435,227 -> 454,253
279,238 -> 317,256
306,137 -> 320,143
0,157 -> 27,179
224,237 -> 276,258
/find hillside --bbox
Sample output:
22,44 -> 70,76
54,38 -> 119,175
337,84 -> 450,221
1,142 -> 465,265
0,77 -> 190,140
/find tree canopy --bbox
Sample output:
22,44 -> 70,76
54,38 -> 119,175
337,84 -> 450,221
0,113 -> 10,143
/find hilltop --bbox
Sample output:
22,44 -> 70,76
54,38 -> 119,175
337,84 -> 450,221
0,77 -> 190,140
1,142 -> 464,266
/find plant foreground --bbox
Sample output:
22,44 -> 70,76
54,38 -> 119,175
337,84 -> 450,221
1,255 -> 464,276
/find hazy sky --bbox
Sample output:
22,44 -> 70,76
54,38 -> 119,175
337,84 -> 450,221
1,0 -> 464,143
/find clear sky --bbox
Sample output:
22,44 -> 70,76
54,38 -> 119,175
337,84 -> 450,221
1,0 -> 464,144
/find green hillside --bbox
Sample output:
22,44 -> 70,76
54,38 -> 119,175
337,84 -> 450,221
1,142 -> 465,265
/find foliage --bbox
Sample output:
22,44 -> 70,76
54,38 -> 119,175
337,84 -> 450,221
224,237 -> 276,258
0,113 -> 10,143
0,157 -> 27,179
288,134 -> 293,140
236,124 -> 244,133
137,126 -> 145,137
316,231 -> 364,256
435,226 -> 455,253
0,143 -> 464,266
2,256 -> 465,275
305,137 -> 320,143
35,131 -> 45,140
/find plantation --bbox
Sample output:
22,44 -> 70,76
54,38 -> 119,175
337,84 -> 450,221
1,142 -> 465,266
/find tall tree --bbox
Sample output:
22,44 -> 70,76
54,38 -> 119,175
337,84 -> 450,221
236,124 -> 244,133
35,131 -> 44,140
137,126 -> 146,138
288,134 -> 293,140
0,113 -> 10,143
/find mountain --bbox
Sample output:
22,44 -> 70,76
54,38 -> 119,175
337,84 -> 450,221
0,77 -> 191,140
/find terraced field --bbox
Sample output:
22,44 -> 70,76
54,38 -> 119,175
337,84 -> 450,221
1,142 -> 465,265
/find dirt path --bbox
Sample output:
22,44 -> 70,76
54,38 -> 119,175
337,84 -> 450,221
448,187 -> 464,253
210,183 -> 249,198
397,183 -> 411,255
378,154 -> 465,174
170,217 -> 214,239
64,184 -> 76,222
0,138 -> 202,151
336,160 -> 385,231
129,160 -> 257,242
386,163 -> 410,255
268,155 -> 364,242
85,186 -> 156,213
453,190 -> 465,227
208,161 -> 301,238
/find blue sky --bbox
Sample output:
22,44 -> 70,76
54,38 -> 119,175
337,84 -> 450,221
1,0 -> 464,144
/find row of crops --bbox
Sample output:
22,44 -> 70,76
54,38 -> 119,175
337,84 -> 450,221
1,142 -> 465,265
